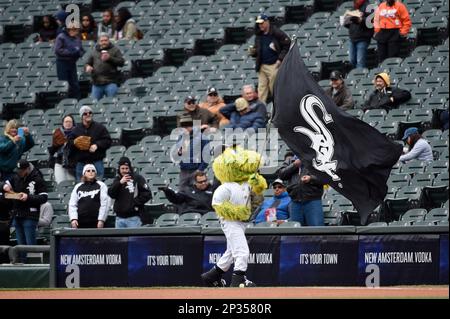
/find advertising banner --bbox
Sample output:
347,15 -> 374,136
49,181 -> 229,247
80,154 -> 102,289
56,236 -> 128,287
279,235 -> 358,286
358,234 -> 440,286
203,235 -> 280,286
128,236 -> 203,286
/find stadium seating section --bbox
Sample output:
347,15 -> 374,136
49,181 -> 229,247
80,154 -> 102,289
0,0 -> 448,243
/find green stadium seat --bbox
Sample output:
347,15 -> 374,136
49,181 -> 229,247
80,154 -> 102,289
200,211 -> 220,227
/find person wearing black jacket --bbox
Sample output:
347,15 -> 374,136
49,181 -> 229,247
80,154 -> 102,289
161,171 -> 213,215
85,33 -> 125,100
70,105 -> 112,181
108,157 -> 152,228
2,160 -> 48,246
249,13 -> 291,103
343,0 -> 374,68
277,153 -> 324,226
363,72 -> 411,111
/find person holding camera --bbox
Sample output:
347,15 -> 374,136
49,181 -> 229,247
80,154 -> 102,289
85,33 -> 125,100
107,157 -> 152,228
363,72 -> 411,112
0,120 -> 34,182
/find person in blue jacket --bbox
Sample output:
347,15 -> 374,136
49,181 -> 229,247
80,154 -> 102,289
254,179 -> 291,223
54,23 -> 85,99
0,120 -> 34,182
220,98 -> 266,133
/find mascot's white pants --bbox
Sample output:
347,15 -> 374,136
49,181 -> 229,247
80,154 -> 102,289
217,219 -> 249,272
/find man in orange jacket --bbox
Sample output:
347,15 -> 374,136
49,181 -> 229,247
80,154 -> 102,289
374,0 -> 411,63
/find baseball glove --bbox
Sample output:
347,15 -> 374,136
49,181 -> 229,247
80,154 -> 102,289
74,135 -> 91,151
52,128 -> 67,147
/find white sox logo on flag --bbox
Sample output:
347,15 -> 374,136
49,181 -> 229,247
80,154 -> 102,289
293,94 -> 341,182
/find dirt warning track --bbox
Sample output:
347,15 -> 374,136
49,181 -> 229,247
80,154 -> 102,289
0,286 -> 447,299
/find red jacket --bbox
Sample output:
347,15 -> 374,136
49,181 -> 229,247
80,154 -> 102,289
374,1 -> 411,36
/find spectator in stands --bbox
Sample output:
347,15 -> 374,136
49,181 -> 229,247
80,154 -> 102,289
38,15 -> 58,42
198,87 -> 229,127
399,127 -> 433,163
38,202 -> 54,228
0,120 -> 34,182
178,96 -> 219,130
277,153 -> 324,226
108,157 -> 152,228
0,184 -> 12,248
54,23 -> 85,99
80,14 -> 98,41
374,0 -> 411,63
54,10 -> 68,36
342,0 -> 373,69
85,33 -> 125,100
70,105 -> 112,181
220,98 -> 266,132
241,84 -> 268,121
175,116 -> 210,190
48,115 -> 76,184
3,160 -> 48,246
161,171 -> 213,215
253,179 -> 291,224
324,71 -> 354,111
97,9 -> 115,39
114,7 -> 138,41
249,14 -> 291,103
68,164 -> 109,228
363,72 -> 411,111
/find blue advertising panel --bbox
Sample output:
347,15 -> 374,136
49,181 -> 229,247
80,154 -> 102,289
128,236 -> 203,286
358,234 -> 440,286
246,236 -> 280,286
279,235 -> 358,286
440,234 -> 448,284
202,236 -> 231,284
56,237 -> 128,287
203,236 -> 280,286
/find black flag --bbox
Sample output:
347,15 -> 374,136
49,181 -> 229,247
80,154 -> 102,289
272,42 -> 402,225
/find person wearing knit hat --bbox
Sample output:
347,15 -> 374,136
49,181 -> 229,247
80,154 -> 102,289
68,163 -> 109,228
363,72 -> 411,111
70,105 -> 112,181
107,157 -> 152,228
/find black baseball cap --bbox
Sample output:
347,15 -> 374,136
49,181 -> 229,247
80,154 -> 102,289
17,159 -> 30,170
330,71 -> 343,80
184,95 -> 197,103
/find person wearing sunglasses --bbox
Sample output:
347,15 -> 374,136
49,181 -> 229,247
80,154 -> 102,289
160,171 -> 213,215
177,96 -> 219,131
198,87 -> 229,127
252,179 -> 291,224
68,164 -> 109,229
70,105 -> 112,181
